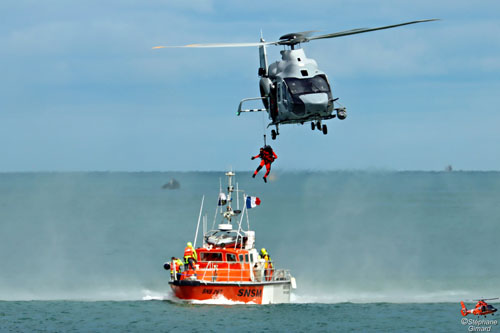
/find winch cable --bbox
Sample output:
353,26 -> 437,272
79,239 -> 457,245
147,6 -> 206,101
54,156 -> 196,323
261,108 -> 267,147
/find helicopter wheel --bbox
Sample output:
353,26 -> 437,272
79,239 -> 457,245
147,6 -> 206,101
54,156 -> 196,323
271,130 -> 277,140
311,122 -> 315,130
322,124 -> 328,135
316,121 -> 322,131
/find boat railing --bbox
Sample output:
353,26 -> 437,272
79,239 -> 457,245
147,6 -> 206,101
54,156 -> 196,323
198,260 -> 249,282
179,260 -> 290,283
270,269 -> 291,282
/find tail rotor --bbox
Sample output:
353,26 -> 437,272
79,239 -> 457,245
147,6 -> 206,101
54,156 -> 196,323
461,301 -> 468,316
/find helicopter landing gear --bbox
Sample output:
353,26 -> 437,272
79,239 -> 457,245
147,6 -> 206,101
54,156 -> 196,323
312,121 -> 327,135
316,121 -> 322,131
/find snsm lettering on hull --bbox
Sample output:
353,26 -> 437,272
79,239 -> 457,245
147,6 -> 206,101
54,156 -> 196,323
237,289 -> 262,297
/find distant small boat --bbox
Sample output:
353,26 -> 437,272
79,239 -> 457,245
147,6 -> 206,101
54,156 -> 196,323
162,178 -> 180,190
445,165 -> 453,172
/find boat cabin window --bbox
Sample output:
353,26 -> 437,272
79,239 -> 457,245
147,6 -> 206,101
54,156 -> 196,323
226,253 -> 237,262
284,74 -> 330,96
200,252 -> 223,262
245,254 -> 249,262
250,253 -> 254,263
239,254 -> 244,262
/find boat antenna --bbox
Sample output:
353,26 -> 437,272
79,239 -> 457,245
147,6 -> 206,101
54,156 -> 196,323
219,177 -> 223,214
202,214 -> 207,243
193,195 -> 204,248
246,194 -> 250,230
236,182 -> 239,210
212,177 -> 223,229
234,204 -> 247,249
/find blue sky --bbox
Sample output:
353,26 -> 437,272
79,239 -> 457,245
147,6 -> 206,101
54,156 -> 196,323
1,0 -> 499,171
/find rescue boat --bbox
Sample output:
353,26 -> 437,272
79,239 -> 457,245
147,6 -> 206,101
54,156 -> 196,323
164,171 -> 296,304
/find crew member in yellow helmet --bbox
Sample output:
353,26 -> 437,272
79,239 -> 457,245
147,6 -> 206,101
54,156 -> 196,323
184,242 -> 198,271
259,248 -> 273,281
170,257 -> 183,280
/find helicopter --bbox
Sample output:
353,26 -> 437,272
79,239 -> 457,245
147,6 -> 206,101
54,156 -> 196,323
153,19 -> 438,140
461,298 -> 498,317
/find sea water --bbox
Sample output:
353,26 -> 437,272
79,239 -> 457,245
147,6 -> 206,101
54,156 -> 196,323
0,171 -> 499,332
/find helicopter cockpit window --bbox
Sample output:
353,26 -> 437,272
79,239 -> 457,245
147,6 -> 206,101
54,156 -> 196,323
284,75 -> 330,96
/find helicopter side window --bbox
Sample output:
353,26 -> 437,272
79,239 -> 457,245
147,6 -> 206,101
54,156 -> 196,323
277,82 -> 282,102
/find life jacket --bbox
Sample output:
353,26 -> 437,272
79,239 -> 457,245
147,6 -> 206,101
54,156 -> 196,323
260,254 -> 271,269
263,146 -> 276,162
171,259 -> 182,274
184,246 -> 195,261
260,151 -> 272,163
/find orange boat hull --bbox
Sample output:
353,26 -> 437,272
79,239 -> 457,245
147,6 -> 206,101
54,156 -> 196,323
169,281 -> 291,304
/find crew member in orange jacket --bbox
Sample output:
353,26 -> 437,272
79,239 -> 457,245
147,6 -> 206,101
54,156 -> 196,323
183,242 -> 197,271
251,146 -> 277,183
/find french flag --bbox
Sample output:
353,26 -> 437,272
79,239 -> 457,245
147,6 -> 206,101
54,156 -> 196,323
246,196 -> 261,209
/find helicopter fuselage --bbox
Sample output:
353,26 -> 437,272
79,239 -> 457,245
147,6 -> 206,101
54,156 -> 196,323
261,49 -> 340,124
246,48 -> 346,139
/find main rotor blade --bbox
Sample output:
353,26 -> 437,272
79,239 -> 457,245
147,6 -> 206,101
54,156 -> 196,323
307,19 -> 439,41
153,41 -> 277,49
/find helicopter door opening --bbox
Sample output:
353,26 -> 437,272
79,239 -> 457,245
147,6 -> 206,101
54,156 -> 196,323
277,82 -> 282,102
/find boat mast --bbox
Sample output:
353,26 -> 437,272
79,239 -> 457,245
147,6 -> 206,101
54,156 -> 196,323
226,171 -> 234,214
220,171 -> 236,229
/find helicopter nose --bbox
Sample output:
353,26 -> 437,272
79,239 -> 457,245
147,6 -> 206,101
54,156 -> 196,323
299,93 -> 329,114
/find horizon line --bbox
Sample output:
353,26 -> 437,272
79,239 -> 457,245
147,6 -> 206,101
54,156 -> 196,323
1,169 -> 499,173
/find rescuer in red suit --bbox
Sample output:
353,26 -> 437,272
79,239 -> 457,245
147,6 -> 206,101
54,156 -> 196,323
251,146 -> 277,183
